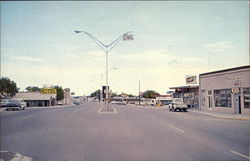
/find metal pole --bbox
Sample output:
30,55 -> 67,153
139,80 -> 141,106
100,74 -> 103,105
106,51 -> 109,111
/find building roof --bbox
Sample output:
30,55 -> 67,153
13,92 -> 56,101
169,85 -> 199,89
200,65 -> 250,77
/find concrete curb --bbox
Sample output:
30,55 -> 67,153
188,110 -> 250,121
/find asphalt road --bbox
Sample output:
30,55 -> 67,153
1,102 -> 250,161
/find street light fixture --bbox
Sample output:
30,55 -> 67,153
75,30 -> 133,111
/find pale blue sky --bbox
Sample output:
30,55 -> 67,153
1,1 -> 249,95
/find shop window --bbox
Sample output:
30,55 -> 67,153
201,90 -> 206,106
243,88 -> 250,108
214,89 -> 231,107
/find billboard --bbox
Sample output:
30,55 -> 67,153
186,75 -> 197,84
41,88 -> 57,94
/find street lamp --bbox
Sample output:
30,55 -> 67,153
75,31 -> 133,111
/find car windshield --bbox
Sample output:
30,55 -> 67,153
10,100 -> 20,103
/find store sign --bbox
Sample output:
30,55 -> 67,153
41,88 -> 57,94
231,88 -> 240,94
186,75 -> 197,84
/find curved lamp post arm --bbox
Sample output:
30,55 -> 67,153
106,31 -> 133,52
75,30 -> 107,52
75,30 -> 133,52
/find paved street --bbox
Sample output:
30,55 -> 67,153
1,102 -> 250,161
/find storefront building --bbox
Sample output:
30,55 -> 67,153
199,65 -> 250,114
169,85 -> 199,108
13,92 -> 57,107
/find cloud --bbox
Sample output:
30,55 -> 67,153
10,56 -> 44,62
119,49 -> 170,62
205,41 -> 235,52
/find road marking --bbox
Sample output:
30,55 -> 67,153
168,124 -> 184,133
97,107 -> 118,114
72,108 -> 81,114
230,150 -> 250,160
20,115 -> 33,120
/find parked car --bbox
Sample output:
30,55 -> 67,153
0,99 -> 10,107
169,98 -> 187,112
6,99 -> 27,111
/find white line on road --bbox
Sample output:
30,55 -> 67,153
230,150 -> 250,160
168,124 -> 184,133
72,108 -> 81,114
20,115 -> 33,120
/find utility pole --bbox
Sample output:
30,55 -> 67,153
139,80 -> 141,106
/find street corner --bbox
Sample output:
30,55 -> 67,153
0,151 -> 33,161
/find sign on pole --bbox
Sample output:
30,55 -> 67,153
41,88 -> 57,94
186,75 -> 197,84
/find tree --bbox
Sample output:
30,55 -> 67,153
128,94 -> 136,97
112,92 -> 118,97
142,90 -> 160,98
54,86 -> 64,101
0,77 -> 19,97
25,86 -> 40,92
90,90 -> 101,97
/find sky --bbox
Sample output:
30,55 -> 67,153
1,1 -> 249,96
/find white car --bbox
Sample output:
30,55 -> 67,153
0,99 -> 10,107
169,98 -> 187,112
6,99 -> 27,111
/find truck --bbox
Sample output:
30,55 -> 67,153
169,98 -> 187,112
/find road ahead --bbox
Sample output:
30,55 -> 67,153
1,102 -> 250,161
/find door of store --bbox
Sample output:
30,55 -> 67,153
208,96 -> 212,108
235,93 -> 241,114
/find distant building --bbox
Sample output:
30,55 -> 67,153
63,88 -> 71,105
199,65 -> 250,114
13,92 -> 56,107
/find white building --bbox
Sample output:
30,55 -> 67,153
199,65 -> 250,114
13,92 -> 57,107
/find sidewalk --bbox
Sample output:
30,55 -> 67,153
188,108 -> 250,120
